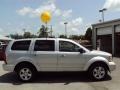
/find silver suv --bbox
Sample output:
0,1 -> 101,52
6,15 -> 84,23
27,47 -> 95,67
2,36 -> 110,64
3,38 -> 116,82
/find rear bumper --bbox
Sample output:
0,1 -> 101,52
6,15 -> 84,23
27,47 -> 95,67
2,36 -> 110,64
108,62 -> 116,71
3,64 -> 14,72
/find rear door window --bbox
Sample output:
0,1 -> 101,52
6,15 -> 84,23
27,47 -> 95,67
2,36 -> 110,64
34,40 -> 55,51
11,40 -> 31,51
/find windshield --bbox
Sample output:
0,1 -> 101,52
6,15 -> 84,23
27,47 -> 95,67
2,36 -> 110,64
78,43 -> 90,52
71,40 -> 90,52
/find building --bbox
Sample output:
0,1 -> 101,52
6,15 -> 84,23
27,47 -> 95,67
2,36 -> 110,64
92,19 -> 120,56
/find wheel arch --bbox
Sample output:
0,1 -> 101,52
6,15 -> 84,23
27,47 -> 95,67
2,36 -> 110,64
14,61 -> 38,72
83,56 -> 110,71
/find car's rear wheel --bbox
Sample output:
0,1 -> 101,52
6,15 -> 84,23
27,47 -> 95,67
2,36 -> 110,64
88,63 -> 107,80
16,65 -> 36,82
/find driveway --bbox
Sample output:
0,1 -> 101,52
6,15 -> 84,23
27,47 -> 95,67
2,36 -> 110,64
0,58 -> 119,90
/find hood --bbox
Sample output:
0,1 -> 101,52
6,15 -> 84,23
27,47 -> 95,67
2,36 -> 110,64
88,50 -> 112,56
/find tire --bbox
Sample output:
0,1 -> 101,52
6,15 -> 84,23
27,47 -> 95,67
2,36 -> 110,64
16,65 -> 36,82
88,63 -> 107,81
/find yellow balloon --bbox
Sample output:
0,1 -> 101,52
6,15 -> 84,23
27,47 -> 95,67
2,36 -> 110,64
41,11 -> 51,23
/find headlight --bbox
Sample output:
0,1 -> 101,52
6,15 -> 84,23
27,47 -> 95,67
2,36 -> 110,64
108,56 -> 113,62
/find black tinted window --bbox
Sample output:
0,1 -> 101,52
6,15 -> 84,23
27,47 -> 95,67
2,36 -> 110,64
59,41 -> 80,52
34,40 -> 55,51
11,40 -> 31,51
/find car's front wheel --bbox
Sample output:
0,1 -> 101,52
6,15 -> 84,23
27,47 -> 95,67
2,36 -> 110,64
88,63 -> 107,80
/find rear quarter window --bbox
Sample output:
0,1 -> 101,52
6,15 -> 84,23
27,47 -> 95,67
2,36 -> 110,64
11,40 -> 31,51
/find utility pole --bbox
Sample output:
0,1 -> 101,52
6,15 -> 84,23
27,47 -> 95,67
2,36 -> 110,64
64,22 -> 68,38
99,8 -> 107,22
23,28 -> 26,34
50,25 -> 53,37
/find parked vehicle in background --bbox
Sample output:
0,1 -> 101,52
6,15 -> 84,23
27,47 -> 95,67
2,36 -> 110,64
2,38 -> 116,82
0,43 -> 7,61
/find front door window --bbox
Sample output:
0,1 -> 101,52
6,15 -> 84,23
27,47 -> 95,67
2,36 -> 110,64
59,41 -> 80,52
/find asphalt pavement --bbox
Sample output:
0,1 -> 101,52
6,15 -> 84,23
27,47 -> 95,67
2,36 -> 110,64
0,58 -> 119,90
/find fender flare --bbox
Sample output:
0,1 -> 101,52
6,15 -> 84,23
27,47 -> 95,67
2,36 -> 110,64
14,57 -> 39,71
83,56 -> 109,71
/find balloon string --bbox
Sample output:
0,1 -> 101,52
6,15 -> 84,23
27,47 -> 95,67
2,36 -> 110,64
46,22 -> 47,39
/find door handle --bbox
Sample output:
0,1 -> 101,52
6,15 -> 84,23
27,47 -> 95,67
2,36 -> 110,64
34,53 -> 37,56
33,52 -> 37,56
61,54 -> 66,57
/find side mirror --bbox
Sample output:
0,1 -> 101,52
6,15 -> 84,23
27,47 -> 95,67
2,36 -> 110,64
79,48 -> 84,53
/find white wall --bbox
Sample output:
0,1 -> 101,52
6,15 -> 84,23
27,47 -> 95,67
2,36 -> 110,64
115,25 -> 120,32
97,26 -> 112,35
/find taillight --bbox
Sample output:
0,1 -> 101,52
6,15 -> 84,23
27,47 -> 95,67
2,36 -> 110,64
3,52 -> 7,64
0,45 -> 7,64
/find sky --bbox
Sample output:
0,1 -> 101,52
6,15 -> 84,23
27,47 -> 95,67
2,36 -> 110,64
0,0 -> 120,37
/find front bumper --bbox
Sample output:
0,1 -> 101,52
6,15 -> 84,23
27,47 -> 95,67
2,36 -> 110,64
108,62 -> 116,71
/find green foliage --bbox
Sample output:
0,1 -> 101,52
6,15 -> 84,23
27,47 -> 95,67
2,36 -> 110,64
69,35 -> 85,40
59,35 -> 67,38
85,27 -> 92,41
30,34 -> 38,38
9,25 -> 93,40
38,25 -> 48,38
10,33 -> 23,39
23,32 -> 31,38
10,33 -> 38,39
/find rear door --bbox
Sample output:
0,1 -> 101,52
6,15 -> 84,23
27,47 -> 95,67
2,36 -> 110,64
33,40 -> 57,71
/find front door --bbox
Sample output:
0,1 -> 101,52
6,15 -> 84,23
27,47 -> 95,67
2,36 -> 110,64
33,40 -> 57,71
57,40 -> 86,71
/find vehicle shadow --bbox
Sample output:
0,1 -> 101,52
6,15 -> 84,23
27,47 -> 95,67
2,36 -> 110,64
0,72 -> 112,85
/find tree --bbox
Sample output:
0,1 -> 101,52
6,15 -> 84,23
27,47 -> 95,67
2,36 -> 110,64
10,33 -> 23,39
23,32 -> 31,38
59,35 -> 67,38
69,35 -> 85,40
85,27 -> 92,41
30,34 -> 38,38
38,25 -> 48,38
79,35 -> 85,40
69,35 -> 79,40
